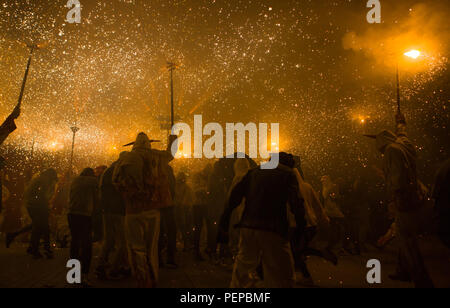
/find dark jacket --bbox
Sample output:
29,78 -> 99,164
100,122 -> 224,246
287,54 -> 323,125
69,175 -> 98,217
100,163 -> 126,216
219,164 -> 305,240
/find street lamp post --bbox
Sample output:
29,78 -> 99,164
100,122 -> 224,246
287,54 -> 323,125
69,125 -> 80,174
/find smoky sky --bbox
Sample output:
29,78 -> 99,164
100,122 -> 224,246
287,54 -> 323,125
0,0 -> 448,180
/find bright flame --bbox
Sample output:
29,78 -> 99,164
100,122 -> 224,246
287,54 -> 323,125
175,149 -> 190,159
47,141 -> 63,151
404,50 -> 421,59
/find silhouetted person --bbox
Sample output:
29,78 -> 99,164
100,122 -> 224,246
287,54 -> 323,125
365,113 -> 434,288
290,162 -> 337,287
321,175 -> 344,253
0,106 -> 20,215
114,133 -> 177,288
159,165 -> 178,268
218,153 -> 305,288
24,168 -> 58,259
174,172 -> 195,251
192,165 -> 214,261
96,161 -> 130,280
92,165 -> 107,243
68,168 -> 98,287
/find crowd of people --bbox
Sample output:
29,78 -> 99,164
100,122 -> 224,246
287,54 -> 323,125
0,105 -> 449,288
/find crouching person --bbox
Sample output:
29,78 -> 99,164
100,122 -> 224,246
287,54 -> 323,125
218,153 -> 305,288
68,168 -> 98,287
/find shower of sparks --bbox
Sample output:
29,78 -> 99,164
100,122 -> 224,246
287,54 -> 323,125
0,0 -> 448,181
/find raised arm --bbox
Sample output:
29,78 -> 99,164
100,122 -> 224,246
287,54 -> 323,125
0,106 -> 20,146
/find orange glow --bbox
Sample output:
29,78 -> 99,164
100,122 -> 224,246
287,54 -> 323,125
404,50 -> 421,59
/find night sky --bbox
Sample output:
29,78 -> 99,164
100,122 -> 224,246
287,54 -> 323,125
0,0 -> 448,182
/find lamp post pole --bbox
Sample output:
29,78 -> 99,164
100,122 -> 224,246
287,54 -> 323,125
69,126 -> 80,174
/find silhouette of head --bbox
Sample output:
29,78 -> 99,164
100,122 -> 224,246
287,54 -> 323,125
80,168 -> 95,177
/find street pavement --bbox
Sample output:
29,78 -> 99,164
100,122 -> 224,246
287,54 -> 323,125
0,234 -> 449,288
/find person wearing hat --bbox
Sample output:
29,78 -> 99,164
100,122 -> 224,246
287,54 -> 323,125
364,113 -> 434,288
118,132 -> 178,288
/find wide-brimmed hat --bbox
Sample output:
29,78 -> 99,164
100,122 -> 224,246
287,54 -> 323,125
123,140 -> 161,147
124,132 -> 161,147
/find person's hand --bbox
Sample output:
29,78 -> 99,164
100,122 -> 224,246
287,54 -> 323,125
395,112 -> 406,125
10,105 -> 21,120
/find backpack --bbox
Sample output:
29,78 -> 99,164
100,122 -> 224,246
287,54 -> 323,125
112,151 -> 145,197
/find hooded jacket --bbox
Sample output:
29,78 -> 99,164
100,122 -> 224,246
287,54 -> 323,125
375,130 -> 417,196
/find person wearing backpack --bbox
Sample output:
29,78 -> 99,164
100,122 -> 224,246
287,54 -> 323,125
114,133 -> 177,288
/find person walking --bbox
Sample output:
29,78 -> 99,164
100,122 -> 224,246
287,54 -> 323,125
114,133 -> 177,288
24,168 -> 58,259
96,161 -> 130,280
218,153 -> 305,288
68,168 -> 99,287
365,113 -> 434,288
